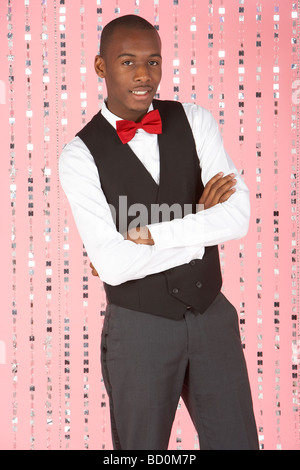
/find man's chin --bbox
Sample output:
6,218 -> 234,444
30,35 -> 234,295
127,101 -> 153,121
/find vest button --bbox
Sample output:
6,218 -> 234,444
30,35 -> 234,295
196,281 -> 202,289
172,288 -> 179,295
189,260 -> 196,266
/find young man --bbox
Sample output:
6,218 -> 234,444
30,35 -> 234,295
59,15 -> 259,450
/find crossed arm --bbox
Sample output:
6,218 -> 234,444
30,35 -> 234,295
90,172 -> 236,277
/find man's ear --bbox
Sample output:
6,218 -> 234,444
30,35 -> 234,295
94,55 -> 106,78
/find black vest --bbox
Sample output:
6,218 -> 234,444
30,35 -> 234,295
77,99 -> 222,320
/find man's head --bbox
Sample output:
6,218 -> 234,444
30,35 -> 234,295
95,15 -> 162,122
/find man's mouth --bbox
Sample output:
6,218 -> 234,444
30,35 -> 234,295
131,90 -> 149,95
130,87 -> 153,97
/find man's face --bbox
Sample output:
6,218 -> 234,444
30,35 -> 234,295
95,27 -> 162,122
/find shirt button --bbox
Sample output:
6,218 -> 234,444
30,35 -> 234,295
196,281 -> 202,289
172,288 -> 179,295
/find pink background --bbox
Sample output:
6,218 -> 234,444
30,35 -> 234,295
0,0 -> 299,450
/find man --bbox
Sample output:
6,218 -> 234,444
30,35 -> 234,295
59,15 -> 259,450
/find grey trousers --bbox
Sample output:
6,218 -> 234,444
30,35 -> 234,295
100,292 -> 259,450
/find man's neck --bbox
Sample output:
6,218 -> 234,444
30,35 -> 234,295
105,99 -> 150,123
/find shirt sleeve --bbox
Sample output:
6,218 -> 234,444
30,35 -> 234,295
59,137 -> 204,286
146,104 -> 250,249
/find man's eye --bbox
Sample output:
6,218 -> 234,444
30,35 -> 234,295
123,60 -> 133,66
149,60 -> 159,66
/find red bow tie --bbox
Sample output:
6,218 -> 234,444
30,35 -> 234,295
116,109 -> 162,144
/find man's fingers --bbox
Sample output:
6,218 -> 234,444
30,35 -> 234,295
214,177 -> 236,196
209,178 -> 236,206
201,172 -> 224,195
218,188 -> 236,203
211,173 -> 236,190
199,173 -> 237,209
201,173 -> 236,196
199,173 -> 224,203
90,262 -> 99,277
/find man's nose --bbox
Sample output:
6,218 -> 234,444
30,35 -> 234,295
134,64 -> 151,81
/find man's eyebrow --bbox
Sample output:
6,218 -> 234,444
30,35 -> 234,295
117,53 -> 162,59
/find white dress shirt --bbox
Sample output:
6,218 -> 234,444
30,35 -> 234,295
59,101 -> 250,286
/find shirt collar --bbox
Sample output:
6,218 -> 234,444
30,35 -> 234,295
101,99 -> 154,130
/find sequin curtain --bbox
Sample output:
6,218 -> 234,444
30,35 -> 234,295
0,0 -> 299,450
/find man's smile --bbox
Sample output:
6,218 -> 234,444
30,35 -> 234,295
131,90 -> 149,95
130,87 -> 153,101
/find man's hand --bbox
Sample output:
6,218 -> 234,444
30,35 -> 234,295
90,262 -> 99,277
198,172 -> 236,211
125,226 -> 154,245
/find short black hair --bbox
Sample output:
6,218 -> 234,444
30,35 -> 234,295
100,15 -> 159,57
